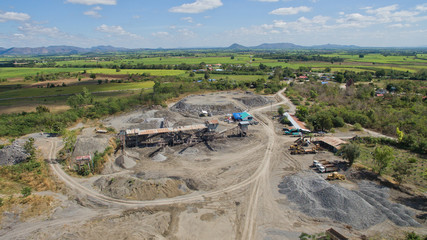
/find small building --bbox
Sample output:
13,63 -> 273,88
313,137 -> 347,152
284,113 -> 310,132
233,112 -> 253,121
75,155 -> 92,170
240,112 -> 253,121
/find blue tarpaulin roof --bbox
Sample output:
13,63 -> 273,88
233,113 -> 242,120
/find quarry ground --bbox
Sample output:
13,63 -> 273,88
1,89 -> 426,240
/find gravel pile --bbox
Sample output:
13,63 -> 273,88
171,99 -> 243,116
234,95 -> 272,108
152,153 -> 167,162
115,155 -> 136,169
278,172 -> 420,229
0,141 -> 29,166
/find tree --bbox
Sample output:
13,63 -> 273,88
278,106 -> 285,116
392,159 -> 411,184
189,72 -> 195,77
36,105 -> 50,113
338,144 -> 360,166
396,127 -> 404,142
90,73 -> 96,80
309,111 -> 333,131
296,106 -> 308,121
66,87 -> 93,108
373,146 -> 394,175
204,71 -> 210,80
98,79 -> 102,85
21,186 -> 32,197
24,137 -> 35,160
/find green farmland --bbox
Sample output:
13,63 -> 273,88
0,67 -> 86,79
0,81 -> 154,100
87,68 -> 187,76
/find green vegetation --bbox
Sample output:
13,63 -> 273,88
338,144 -> 360,166
373,146 -> 394,175
287,81 -> 427,154
21,186 -> 32,197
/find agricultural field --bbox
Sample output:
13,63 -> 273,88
0,81 -> 154,100
87,68 -> 187,76
0,67 -> 85,79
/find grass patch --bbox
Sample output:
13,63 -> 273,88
0,195 -> 57,223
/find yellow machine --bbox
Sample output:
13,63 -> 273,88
326,172 -> 346,180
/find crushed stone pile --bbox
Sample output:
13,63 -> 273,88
234,95 -> 272,108
115,155 -> 136,169
278,172 -> 420,229
94,176 -> 192,201
0,141 -> 29,166
152,153 -> 167,162
171,99 -> 243,116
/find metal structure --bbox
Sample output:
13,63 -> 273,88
118,119 -> 248,148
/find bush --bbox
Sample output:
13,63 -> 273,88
21,186 -> 32,197
333,116 -> 345,128
353,123 -> 363,131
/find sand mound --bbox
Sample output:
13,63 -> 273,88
93,176 -> 192,200
278,172 -> 420,229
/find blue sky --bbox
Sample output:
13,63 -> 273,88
0,0 -> 426,48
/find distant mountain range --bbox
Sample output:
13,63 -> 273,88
0,43 -> 424,56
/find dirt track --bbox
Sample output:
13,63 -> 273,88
1,88 -> 425,240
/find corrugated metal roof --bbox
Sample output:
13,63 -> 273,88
128,124 -> 207,136
284,113 -> 308,131
240,112 -> 253,120
315,137 -> 347,149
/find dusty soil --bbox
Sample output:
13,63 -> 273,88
1,89 -> 426,240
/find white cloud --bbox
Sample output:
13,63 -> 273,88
96,24 -> 140,38
181,17 -> 193,23
0,11 -> 30,22
84,6 -> 102,18
84,10 -> 101,18
18,23 -> 60,36
416,4 -> 427,11
66,0 -> 116,5
177,28 -> 196,37
388,23 -> 411,28
270,6 -> 311,15
169,0 -> 223,14
152,32 -> 169,37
